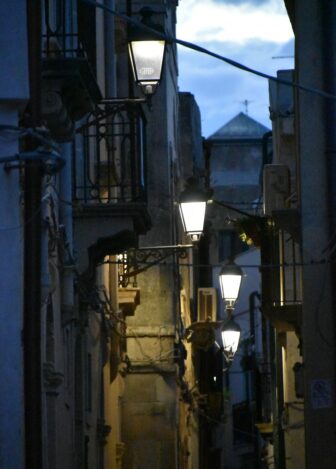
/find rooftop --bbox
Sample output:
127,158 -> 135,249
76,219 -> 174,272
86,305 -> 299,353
209,112 -> 270,140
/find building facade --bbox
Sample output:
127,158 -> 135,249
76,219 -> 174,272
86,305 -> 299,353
205,113 -> 273,469
0,1 -> 206,468
258,1 -> 336,467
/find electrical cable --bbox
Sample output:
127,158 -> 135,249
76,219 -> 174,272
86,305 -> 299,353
49,183 -> 77,207
0,125 -> 60,152
196,407 -> 264,442
101,257 -> 330,270
83,0 -> 336,101
0,203 -> 42,232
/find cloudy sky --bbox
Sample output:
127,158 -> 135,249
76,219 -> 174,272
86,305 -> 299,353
176,0 -> 294,137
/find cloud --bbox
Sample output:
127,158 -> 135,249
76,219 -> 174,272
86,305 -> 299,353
178,38 -> 294,136
176,0 -> 293,44
176,0 -> 294,137
215,0 -> 268,4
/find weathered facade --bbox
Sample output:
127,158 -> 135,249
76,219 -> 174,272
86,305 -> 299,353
6,1 -> 335,468
257,1 -> 336,467
260,67 -> 305,469
0,1 -> 205,468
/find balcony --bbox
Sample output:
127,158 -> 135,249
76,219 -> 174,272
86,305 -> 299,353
260,228 -> 302,332
73,101 -> 151,273
262,303 -> 302,332
41,0 -> 102,141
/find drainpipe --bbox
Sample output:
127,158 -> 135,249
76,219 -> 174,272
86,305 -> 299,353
127,0 -> 134,99
273,332 -> 286,469
203,138 -> 212,192
25,1 -> 43,467
259,213 -> 285,466
262,131 -> 273,167
249,291 -> 261,469
258,131 -> 272,199
60,143 -> 75,317
104,0 -> 116,97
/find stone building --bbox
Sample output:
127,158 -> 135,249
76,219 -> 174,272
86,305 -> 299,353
0,1 -> 205,468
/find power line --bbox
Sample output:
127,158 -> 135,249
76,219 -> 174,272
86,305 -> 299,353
102,258 -> 329,270
0,204 -> 42,232
83,0 -> 336,101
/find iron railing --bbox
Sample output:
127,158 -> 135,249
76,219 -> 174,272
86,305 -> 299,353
42,0 -> 94,68
73,102 -> 147,204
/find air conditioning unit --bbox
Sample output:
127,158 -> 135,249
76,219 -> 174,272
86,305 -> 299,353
263,164 -> 290,216
197,288 -> 217,322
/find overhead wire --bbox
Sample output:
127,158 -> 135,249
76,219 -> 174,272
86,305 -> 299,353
101,257 -> 330,270
83,0 -> 336,101
0,191 -> 55,232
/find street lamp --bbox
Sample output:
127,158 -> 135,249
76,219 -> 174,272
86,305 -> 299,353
178,180 -> 208,243
178,182 -> 245,358
178,178 -> 263,244
128,7 -> 166,96
218,260 -> 243,362
221,316 -> 241,362
219,260 -> 243,308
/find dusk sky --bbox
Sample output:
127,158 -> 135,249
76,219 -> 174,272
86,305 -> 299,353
176,0 -> 294,137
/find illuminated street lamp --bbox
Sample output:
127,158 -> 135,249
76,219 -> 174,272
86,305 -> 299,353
178,183 -> 245,358
219,260 -> 243,362
178,181 -> 208,243
221,316 -> 241,362
219,260 -> 243,308
128,7 -> 166,95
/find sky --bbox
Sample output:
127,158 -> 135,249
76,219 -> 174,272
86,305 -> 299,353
176,0 -> 294,137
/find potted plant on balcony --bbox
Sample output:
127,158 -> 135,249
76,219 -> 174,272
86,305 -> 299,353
234,216 -> 272,247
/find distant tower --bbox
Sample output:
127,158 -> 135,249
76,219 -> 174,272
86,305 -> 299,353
208,112 -> 270,205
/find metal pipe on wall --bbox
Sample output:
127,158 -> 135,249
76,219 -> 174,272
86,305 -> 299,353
104,0 -> 117,97
25,1 -> 43,467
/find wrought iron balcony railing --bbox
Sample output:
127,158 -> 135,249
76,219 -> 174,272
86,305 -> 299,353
42,0 -> 96,70
73,101 -> 147,204
41,0 -> 102,140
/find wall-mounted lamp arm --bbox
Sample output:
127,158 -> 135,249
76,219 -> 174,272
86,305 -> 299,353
209,199 -> 261,220
114,244 -> 193,286
122,244 -> 193,278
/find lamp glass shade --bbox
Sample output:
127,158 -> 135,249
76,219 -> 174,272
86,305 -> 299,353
179,201 -> 206,241
129,40 -> 165,90
221,319 -> 241,358
219,274 -> 242,303
219,263 -> 243,305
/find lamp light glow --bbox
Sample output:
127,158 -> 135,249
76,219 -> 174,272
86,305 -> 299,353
219,261 -> 243,307
128,8 -> 166,95
179,201 -> 206,242
178,179 -> 208,243
129,40 -> 165,94
221,318 -> 241,361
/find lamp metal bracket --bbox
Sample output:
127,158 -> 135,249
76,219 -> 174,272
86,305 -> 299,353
118,244 -> 193,287
76,99 -> 146,134
185,320 -> 223,351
